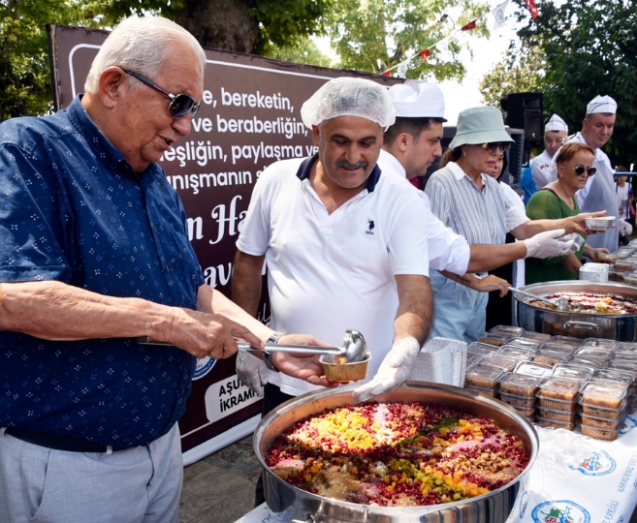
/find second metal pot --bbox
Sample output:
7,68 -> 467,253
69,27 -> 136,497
515,281 -> 637,341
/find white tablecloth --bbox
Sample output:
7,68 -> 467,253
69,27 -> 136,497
235,412 -> 637,523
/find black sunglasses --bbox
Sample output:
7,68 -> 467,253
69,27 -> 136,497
480,142 -> 511,153
121,68 -> 200,119
574,166 -> 597,176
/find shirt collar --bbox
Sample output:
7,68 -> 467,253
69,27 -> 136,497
448,161 -> 488,187
296,152 -> 383,193
378,149 -> 407,178
66,95 -> 156,182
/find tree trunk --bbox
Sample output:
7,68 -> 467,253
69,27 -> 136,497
172,0 -> 259,53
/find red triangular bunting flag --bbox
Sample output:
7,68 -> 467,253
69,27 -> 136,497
524,0 -> 538,18
382,70 -> 392,77
418,49 -> 430,60
460,19 -> 477,31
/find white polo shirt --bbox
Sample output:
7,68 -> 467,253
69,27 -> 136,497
236,155 -> 430,396
377,149 -> 470,276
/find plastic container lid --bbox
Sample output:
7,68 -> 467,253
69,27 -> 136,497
551,363 -> 594,382
547,336 -> 582,349
518,332 -> 552,343
538,376 -> 583,401
499,372 -> 540,396
536,405 -> 578,422
613,342 -> 637,360
580,338 -> 618,352
467,342 -> 499,356
489,325 -> 525,337
533,349 -> 572,366
536,416 -> 576,431
514,360 -> 554,378
593,368 -> 634,386
504,338 -> 542,351
569,356 -> 606,369
497,346 -> 535,362
573,346 -> 613,361
580,380 -> 628,408
480,352 -> 518,371
465,364 -> 504,389
478,332 -> 514,347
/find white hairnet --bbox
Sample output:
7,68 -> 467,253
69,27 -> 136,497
301,77 -> 396,129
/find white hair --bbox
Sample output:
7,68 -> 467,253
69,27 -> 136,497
84,16 -> 206,95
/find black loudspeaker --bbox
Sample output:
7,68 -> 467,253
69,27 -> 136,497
501,93 -> 544,152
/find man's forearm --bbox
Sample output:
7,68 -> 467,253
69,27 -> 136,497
0,280 -> 171,341
393,275 -> 433,345
467,243 -> 527,273
231,251 -> 265,317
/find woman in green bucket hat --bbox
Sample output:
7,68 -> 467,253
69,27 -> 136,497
424,106 -> 606,342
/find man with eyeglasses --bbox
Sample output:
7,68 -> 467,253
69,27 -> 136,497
0,16 -> 331,523
550,95 -> 620,252
532,114 -> 569,190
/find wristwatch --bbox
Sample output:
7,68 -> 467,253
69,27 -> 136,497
264,331 -> 284,372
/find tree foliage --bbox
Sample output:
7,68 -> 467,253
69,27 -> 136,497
513,0 -> 637,164
479,41 -> 544,108
323,0 -> 489,81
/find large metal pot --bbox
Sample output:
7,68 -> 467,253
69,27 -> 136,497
253,382 -> 538,523
515,281 -> 637,341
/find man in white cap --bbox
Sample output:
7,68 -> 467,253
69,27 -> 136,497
379,81 -> 575,289
552,95 -> 619,251
233,76 -> 432,505
532,114 -> 568,189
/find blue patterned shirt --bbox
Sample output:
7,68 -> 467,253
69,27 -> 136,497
0,97 -> 204,447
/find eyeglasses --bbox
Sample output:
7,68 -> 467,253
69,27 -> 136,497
480,142 -> 511,154
121,68 -> 200,119
574,166 -> 597,176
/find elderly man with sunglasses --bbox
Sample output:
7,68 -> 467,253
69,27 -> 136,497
0,16 -> 331,523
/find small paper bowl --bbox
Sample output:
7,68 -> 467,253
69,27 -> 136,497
320,353 -> 371,383
585,216 -> 615,231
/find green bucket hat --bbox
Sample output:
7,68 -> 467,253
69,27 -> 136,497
448,106 -> 514,149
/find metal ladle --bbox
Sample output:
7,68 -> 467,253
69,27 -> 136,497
137,329 -> 369,361
509,287 -> 569,311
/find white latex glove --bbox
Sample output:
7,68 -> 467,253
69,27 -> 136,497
523,229 -> 573,259
236,350 -> 267,397
620,219 -> 633,236
352,337 -> 421,402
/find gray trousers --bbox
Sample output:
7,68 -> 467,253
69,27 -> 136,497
0,424 -> 182,523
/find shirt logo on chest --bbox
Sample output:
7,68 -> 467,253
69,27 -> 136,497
366,219 -> 375,235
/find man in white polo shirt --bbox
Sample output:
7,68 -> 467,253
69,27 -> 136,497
233,78 -> 431,415
532,114 -> 568,190
379,81 -> 572,292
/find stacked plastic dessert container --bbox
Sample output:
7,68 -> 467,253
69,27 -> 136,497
599,241 -> 637,284
463,325 -> 637,440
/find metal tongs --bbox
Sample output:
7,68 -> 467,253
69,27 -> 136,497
509,287 -> 569,311
137,329 -> 368,362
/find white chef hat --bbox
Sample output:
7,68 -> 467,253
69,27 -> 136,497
586,95 -> 618,115
545,114 -> 568,133
388,81 -> 447,121
300,77 -> 396,129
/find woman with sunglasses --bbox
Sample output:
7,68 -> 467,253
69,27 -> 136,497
525,142 -> 609,284
425,107 -> 604,343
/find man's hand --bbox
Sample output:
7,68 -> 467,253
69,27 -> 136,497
352,337 -> 420,402
584,245 -> 611,262
236,350 -> 267,396
271,333 -> 337,387
163,309 -> 264,360
524,229 -> 573,259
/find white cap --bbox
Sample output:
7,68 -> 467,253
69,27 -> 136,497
545,114 -> 568,133
300,77 -> 396,129
388,81 -> 447,121
586,95 -> 618,115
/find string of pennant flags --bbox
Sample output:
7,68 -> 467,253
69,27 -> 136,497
381,0 -> 538,77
